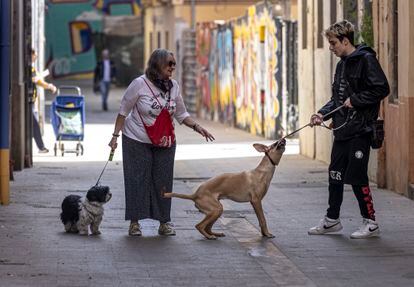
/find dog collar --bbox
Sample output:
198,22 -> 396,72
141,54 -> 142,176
265,152 -> 276,166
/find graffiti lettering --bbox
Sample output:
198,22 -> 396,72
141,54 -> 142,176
50,57 -> 76,77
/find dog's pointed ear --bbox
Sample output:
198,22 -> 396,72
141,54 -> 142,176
253,143 -> 268,153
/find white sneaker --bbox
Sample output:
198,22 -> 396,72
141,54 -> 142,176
350,218 -> 380,239
158,222 -> 176,236
308,216 -> 343,235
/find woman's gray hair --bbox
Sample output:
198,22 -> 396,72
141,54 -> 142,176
145,49 -> 174,81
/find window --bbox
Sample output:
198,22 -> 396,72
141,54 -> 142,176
150,32 -> 153,52
302,0 -> 308,49
317,0 -> 323,48
330,0 -> 336,26
165,31 -> 169,50
389,0 -> 398,103
343,0 -> 357,40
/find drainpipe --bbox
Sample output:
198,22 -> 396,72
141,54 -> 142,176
0,0 -> 11,205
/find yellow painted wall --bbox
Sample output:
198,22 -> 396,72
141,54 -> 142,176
0,149 -> 10,205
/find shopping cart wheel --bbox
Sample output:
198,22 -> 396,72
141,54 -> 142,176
61,143 -> 65,157
76,143 -> 80,156
54,143 -> 57,156
80,144 -> 84,156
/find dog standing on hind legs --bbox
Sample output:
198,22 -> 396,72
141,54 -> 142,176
164,139 -> 286,240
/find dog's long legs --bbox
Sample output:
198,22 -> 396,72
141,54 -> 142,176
250,198 -> 274,238
195,200 -> 223,240
196,213 -> 219,240
205,203 -> 225,237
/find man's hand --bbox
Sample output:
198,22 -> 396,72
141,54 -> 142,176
344,98 -> 353,108
310,113 -> 323,127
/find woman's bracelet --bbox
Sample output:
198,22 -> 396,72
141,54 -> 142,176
112,133 -> 120,137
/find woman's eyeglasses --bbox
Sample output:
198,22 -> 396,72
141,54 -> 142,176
168,61 -> 176,67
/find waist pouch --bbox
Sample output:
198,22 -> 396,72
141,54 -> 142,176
371,119 -> 384,149
139,108 -> 175,148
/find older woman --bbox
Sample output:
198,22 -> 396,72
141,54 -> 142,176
109,49 -> 214,236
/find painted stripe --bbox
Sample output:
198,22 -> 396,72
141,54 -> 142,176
220,216 -> 316,286
0,149 -> 10,205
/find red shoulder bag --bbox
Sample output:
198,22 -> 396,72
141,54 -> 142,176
138,78 -> 175,148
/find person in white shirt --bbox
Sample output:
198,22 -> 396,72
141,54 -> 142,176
108,49 -> 215,236
31,49 -> 57,153
93,49 -> 116,111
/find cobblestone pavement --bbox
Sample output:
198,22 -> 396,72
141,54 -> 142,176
1,81 -> 414,287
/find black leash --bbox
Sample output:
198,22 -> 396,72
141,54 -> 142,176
95,149 -> 115,186
279,104 -> 346,140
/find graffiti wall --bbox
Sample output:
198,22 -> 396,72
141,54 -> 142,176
45,0 -> 142,83
196,23 -> 214,119
195,2 -> 297,139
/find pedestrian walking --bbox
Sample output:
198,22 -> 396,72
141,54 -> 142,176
93,49 -> 116,111
308,20 -> 389,239
108,48 -> 215,236
31,48 -> 57,153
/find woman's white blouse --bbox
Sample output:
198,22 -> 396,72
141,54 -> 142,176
119,75 -> 190,143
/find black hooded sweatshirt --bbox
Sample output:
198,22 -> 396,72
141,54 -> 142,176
318,44 -> 390,141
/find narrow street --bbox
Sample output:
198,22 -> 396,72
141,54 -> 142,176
1,81 -> 414,287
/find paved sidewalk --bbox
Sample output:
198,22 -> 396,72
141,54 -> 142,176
1,81 -> 414,287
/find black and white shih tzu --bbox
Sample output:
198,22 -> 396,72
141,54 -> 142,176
60,185 -> 112,235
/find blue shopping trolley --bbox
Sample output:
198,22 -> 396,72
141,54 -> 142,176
50,86 -> 85,156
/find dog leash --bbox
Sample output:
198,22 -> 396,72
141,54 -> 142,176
279,104 -> 346,141
95,149 -> 115,186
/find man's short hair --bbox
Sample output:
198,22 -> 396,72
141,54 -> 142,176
324,20 -> 355,46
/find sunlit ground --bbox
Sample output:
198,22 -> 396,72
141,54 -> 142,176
33,123 -> 299,162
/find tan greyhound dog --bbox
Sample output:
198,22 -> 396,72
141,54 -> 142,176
163,139 -> 286,240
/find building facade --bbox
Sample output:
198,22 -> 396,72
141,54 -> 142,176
373,0 -> 414,198
45,0 -> 143,85
142,0 -> 260,65
298,0 -> 414,199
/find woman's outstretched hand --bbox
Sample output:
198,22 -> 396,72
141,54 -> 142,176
194,124 -> 215,142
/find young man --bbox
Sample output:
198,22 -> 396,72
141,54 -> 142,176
308,20 -> 389,239
93,49 -> 116,111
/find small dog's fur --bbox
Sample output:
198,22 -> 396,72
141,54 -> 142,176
60,186 -> 112,235
164,139 -> 286,240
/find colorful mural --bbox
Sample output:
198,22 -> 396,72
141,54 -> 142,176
233,4 -> 282,138
196,23 -> 234,125
217,26 -> 235,124
45,0 -> 142,79
196,23 -> 215,118
194,2 -> 298,139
